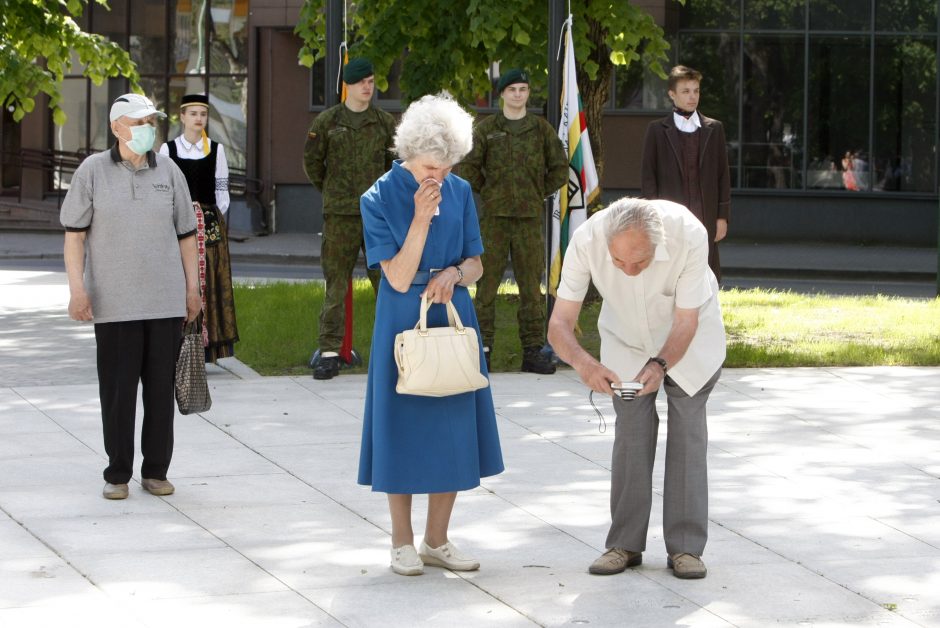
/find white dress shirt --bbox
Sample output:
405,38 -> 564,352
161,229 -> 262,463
556,199 -> 726,395
158,136 -> 230,214
673,110 -> 702,134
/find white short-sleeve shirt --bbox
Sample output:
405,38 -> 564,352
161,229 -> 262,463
556,199 -> 726,395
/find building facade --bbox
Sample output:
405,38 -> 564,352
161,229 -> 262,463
1,0 -> 937,244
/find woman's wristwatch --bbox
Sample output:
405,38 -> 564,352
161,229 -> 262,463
647,356 -> 668,374
453,264 -> 464,283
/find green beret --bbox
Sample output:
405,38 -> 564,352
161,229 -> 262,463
497,68 -> 529,94
343,58 -> 374,85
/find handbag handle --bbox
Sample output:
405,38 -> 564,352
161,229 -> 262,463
183,315 -> 203,335
416,294 -> 465,334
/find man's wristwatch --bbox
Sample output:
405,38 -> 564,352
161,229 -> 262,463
453,264 -> 464,282
647,356 -> 668,374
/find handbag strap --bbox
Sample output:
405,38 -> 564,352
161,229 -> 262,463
417,294 -> 464,332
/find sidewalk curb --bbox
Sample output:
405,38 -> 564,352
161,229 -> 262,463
213,356 -> 262,380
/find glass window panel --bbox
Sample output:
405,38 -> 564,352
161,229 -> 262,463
743,0 -> 805,30
91,0 -> 127,44
741,35 -> 804,189
611,61 -> 669,110
872,36 -> 937,192
209,0 -> 248,75
675,34 -> 740,143
52,79 -> 90,189
171,0 -> 208,74
310,57 -> 327,108
679,1 -> 739,29
875,0 -> 938,33
89,79 -> 126,151
208,75 -> 248,171
130,0 -> 167,75
810,0 -> 871,31
376,59 -> 404,107
807,36 -> 871,191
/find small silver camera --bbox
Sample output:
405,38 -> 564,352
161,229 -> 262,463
610,381 -> 642,401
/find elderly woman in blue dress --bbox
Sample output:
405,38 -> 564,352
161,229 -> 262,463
358,93 -> 504,576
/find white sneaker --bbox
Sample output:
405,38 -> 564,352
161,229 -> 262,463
419,540 -> 480,571
390,544 -> 423,576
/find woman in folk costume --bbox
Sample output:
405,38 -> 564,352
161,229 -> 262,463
159,93 -> 239,362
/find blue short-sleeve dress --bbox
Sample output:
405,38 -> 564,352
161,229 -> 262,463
357,161 -> 504,494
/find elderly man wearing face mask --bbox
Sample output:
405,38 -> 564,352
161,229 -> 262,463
61,93 -> 201,501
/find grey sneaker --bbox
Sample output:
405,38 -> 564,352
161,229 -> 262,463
102,482 -> 129,500
667,553 -> 707,579
141,478 -> 175,496
588,548 -> 642,575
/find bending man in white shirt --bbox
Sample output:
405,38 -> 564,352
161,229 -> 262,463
548,197 -> 726,580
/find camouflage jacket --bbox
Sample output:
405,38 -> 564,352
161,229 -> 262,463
303,104 -> 396,215
458,112 -> 568,219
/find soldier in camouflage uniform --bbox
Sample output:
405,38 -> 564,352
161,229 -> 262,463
458,68 -> 568,374
303,58 -> 396,380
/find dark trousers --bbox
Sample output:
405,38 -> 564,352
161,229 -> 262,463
318,214 -> 380,352
474,216 -> 546,349
94,318 -> 182,484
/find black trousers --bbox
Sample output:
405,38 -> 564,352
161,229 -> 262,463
94,318 -> 182,484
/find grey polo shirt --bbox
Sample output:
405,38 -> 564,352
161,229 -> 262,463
60,145 -> 196,324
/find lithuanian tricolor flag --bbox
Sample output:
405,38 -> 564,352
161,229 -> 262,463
549,25 -> 600,296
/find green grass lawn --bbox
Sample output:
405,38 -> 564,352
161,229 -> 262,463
232,280 -> 940,375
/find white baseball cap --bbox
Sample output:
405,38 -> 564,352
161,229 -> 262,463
109,93 -> 167,122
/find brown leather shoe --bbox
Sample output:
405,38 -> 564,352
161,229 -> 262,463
102,483 -> 128,500
588,548 -> 642,575
668,553 -> 707,579
141,478 -> 175,496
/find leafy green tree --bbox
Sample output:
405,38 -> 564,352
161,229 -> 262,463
1,0 -> 139,125
296,1 -> 681,180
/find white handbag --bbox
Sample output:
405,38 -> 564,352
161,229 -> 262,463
394,295 -> 489,397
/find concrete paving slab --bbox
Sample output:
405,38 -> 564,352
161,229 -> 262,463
3,266 -> 940,626
1,555 -> 102,608
125,591 -> 342,628
66,546 -> 290,600
21,512 -> 226,556
298,577 -> 536,627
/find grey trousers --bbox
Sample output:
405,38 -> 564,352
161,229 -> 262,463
605,368 -> 721,556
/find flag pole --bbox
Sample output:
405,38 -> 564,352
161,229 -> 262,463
546,0 -> 566,324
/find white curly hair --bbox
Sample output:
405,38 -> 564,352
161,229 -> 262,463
394,93 -> 474,166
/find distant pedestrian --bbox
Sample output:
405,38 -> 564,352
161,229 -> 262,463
458,68 -> 568,373
548,197 -> 725,580
61,94 -> 200,500
159,93 -> 239,362
358,93 -> 504,577
303,57 -> 396,380
641,65 -> 731,281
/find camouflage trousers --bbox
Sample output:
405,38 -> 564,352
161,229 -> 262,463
474,216 -> 546,350
318,214 -> 380,352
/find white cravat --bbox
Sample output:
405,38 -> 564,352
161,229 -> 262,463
673,110 -> 702,134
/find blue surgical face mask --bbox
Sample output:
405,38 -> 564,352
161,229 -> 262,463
121,122 -> 156,155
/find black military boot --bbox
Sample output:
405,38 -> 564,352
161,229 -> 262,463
313,355 -> 341,380
521,346 -> 556,375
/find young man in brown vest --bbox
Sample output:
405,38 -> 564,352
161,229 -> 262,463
640,65 -> 731,281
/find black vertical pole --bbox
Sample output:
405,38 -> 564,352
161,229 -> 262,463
546,0 -> 566,324
325,0 -> 343,109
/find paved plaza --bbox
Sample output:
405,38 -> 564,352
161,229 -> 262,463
1,266 -> 939,627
